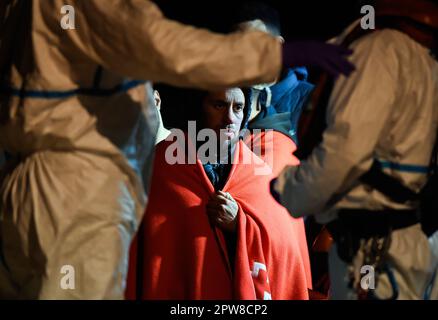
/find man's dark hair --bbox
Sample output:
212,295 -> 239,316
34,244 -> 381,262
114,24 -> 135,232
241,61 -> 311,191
232,1 -> 282,36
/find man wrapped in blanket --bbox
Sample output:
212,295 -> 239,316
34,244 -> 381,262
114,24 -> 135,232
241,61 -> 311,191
126,87 -> 311,299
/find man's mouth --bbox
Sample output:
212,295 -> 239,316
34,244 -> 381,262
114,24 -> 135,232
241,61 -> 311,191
221,128 -> 236,139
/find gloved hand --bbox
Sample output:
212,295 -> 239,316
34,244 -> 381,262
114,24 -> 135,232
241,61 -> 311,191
283,41 -> 355,78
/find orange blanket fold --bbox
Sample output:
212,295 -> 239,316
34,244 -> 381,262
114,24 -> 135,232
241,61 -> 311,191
126,134 -> 311,300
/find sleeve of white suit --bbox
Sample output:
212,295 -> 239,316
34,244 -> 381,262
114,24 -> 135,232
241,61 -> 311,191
64,0 -> 282,90
275,31 -> 399,218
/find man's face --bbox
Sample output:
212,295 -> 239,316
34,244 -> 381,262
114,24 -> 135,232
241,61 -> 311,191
201,88 -> 245,145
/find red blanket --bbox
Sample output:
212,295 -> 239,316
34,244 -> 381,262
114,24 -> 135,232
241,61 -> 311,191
243,130 -> 311,289
126,134 -> 311,300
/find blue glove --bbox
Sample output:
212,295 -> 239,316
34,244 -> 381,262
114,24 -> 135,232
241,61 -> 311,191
283,41 -> 355,78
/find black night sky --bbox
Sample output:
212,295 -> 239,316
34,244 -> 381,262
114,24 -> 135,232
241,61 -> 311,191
154,0 -> 363,41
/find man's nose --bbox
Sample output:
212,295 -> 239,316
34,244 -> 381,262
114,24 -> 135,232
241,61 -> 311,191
222,106 -> 234,125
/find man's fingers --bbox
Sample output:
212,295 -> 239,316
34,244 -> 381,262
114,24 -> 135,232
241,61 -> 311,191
209,215 -> 225,227
217,191 -> 231,197
215,216 -> 225,224
216,195 -> 230,203
206,203 -> 227,216
210,194 -> 229,205
217,191 -> 234,200
207,207 -> 233,220
206,204 -> 222,214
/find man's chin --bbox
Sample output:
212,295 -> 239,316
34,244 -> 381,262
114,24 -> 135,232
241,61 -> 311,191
220,129 -> 240,139
222,130 -> 236,138
221,135 -> 240,150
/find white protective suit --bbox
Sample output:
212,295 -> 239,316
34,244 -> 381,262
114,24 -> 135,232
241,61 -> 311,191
0,0 -> 281,299
275,20 -> 438,299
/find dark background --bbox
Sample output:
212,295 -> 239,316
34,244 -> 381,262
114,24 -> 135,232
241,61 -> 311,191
153,0 -> 364,41
152,0 -> 365,130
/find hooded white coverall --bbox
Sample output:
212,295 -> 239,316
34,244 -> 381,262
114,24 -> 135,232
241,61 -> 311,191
0,0 -> 281,299
274,21 -> 438,299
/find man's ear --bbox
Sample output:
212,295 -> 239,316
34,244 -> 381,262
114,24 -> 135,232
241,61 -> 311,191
154,90 -> 162,110
278,36 -> 285,44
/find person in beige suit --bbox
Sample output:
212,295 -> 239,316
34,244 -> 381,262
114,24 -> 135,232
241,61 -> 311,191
0,0 -> 353,299
273,0 -> 438,300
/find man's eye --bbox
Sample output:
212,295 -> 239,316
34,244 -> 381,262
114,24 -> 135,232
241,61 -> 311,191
213,103 -> 226,109
234,105 -> 244,112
